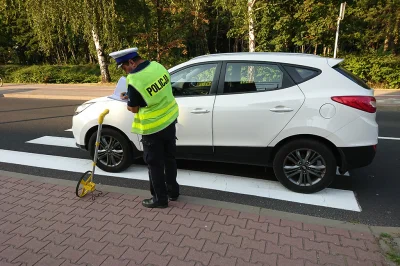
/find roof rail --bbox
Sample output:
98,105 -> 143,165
190,52 -> 321,60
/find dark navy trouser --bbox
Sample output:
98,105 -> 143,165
141,120 -> 179,203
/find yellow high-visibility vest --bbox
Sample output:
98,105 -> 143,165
127,61 -> 179,135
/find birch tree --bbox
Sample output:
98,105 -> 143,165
21,0 -> 118,82
248,0 -> 256,52
214,0 -> 265,52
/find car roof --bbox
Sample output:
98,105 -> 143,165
168,52 -> 343,72
194,52 -> 335,66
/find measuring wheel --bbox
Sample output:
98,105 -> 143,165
75,109 -> 109,200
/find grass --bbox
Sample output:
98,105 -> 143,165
380,232 -> 400,265
388,252 -> 400,264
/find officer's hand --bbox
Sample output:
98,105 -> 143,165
120,92 -> 128,100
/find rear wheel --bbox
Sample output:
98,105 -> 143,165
88,128 -> 133,173
273,139 -> 336,193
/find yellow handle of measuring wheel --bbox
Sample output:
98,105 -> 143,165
98,109 -> 109,124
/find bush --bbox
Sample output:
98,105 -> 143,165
0,64 -> 126,84
1,54 -> 400,89
342,54 -> 400,89
0,64 -> 101,83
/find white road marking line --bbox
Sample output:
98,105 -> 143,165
379,137 -> 400,141
0,149 -> 361,212
26,136 -> 77,148
65,129 -> 72,132
27,136 -> 352,177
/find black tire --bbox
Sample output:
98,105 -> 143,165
75,171 -> 92,198
88,128 -> 133,173
273,139 -> 336,193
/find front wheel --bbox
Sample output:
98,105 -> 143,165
88,128 -> 133,173
273,139 -> 337,194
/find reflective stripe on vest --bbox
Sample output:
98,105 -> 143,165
126,61 -> 179,135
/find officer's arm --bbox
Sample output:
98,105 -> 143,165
127,106 -> 139,113
126,85 -> 140,113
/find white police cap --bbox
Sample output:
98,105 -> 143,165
109,47 -> 139,68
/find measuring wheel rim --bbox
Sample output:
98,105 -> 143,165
76,171 -> 94,198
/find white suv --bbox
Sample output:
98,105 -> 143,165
72,52 -> 378,194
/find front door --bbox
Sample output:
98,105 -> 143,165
170,62 -> 221,155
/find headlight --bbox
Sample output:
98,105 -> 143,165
74,102 -> 94,115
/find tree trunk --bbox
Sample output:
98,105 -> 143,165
156,0 -> 161,62
56,48 -> 61,64
215,9 -> 219,53
91,25 -> 110,83
314,44 -> 318,55
301,45 -> 305,53
384,35 -> 390,52
234,38 -> 239,52
71,46 -> 77,63
393,17 -> 399,55
327,47 -> 331,55
61,46 -> 67,64
323,46 -> 327,56
202,27 -> 210,54
248,0 -> 255,52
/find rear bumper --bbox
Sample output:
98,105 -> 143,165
338,145 -> 376,173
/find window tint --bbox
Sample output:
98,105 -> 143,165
170,63 -> 217,96
333,65 -> 371,90
283,65 -> 320,84
223,63 -> 284,94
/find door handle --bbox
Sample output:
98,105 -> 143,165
269,106 -> 293,113
191,109 -> 210,114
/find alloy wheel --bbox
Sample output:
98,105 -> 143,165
283,149 -> 326,186
97,135 -> 124,167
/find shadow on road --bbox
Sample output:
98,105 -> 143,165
0,88 -> 36,94
0,115 -> 72,125
0,104 -> 78,113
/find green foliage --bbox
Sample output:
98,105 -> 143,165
1,54 -> 400,89
0,64 -> 125,84
342,54 -> 400,89
1,0 -> 400,88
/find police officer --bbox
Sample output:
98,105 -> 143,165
109,47 -> 180,208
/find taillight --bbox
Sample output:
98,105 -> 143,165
331,96 -> 376,113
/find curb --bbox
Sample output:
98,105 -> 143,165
1,169 -> 399,236
377,105 -> 400,112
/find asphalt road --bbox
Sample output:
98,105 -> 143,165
0,98 -> 399,227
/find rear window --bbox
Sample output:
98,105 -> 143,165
333,65 -> 371,90
283,65 -> 320,84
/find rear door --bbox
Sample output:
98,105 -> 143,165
212,61 -> 305,149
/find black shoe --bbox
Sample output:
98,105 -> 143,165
168,195 -> 179,201
142,198 -> 168,208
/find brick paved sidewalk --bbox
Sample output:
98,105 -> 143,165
0,175 -> 388,266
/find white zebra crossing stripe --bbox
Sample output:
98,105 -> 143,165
0,148 -> 361,212
28,136 -> 351,176
26,136 -> 77,148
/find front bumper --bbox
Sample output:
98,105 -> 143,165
338,145 -> 377,173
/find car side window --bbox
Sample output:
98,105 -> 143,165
170,63 -> 217,97
283,65 -> 320,84
223,62 -> 284,94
